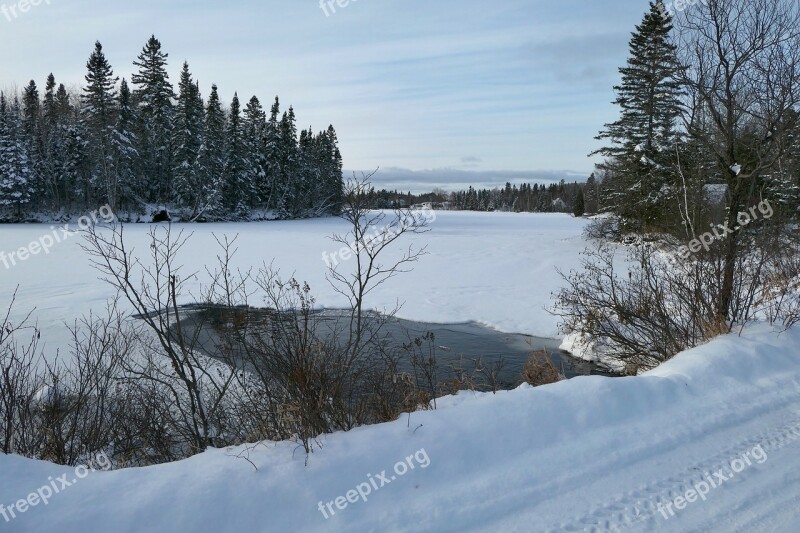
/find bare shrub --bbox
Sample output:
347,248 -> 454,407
522,350 -> 564,386
555,225 -> 800,371
583,216 -> 622,242
403,332 -> 439,408
82,224 -> 238,455
0,290 -> 44,457
443,355 -> 508,395
754,234 -> 800,330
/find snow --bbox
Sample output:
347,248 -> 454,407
2,324 -> 800,531
0,211 -> 589,362
2,212 -> 800,530
703,183 -> 730,205
559,331 -> 625,372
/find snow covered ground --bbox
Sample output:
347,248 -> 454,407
0,211 -> 589,361
3,212 -> 800,532
1,324 -> 799,532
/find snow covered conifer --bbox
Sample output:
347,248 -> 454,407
82,41 -> 119,208
132,35 -> 175,203
0,95 -> 35,217
195,84 -> 225,218
243,95 -> 267,207
111,79 -> 140,211
593,1 -> 682,230
173,63 -> 205,210
223,93 -> 250,215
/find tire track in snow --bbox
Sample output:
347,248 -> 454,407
552,415 -> 800,532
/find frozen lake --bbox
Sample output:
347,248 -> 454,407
0,211 -> 590,362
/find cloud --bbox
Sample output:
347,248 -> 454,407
0,0 -> 644,173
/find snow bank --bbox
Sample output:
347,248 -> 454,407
2,325 -> 800,532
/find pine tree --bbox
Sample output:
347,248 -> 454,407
242,95 -> 267,207
592,1 -> 682,230
195,84 -> 225,218
323,125 -> 344,213
0,95 -> 35,217
82,41 -> 119,208
173,63 -> 205,210
111,79 -> 139,212
262,96 -> 282,210
584,173 -> 599,214
276,106 -> 299,217
223,93 -> 249,215
573,188 -> 586,217
21,81 -> 43,208
132,35 -> 175,203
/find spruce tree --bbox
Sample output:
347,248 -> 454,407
173,63 -> 204,210
196,84 -> 225,218
324,125 -> 343,213
132,35 -> 175,203
43,74 -> 57,127
223,93 -> 250,215
21,81 -> 43,208
21,81 -> 40,143
262,96 -> 282,210
111,79 -> 139,212
55,84 -> 71,118
592,1 -> 682,231
243,95 -> 267,207
584,173 -> 599,214
573,188 -> 586,217
276,106 -> 299,217
48,83 -> 80,207
298,127 -> 318,212
0,39 -> 343,220
82,41 -> 119,207
0,95 -> 35,217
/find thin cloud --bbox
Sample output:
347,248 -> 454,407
0,0 -> 644,184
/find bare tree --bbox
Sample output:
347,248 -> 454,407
674,0 -> 800,322
326,172 -> 433,358
81,223 -> 237,453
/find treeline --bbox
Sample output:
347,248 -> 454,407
0,36 -> 344,222
448,181 -> 588,213
368,180 -> 593,215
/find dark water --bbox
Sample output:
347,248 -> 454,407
169,305 -> 617,389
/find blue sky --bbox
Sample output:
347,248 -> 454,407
0,0 -> 647,190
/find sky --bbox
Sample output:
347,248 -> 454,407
0,0 -> 646,191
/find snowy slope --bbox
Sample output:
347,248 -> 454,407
1,324 -> 799,532
0,212 -> 589,362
